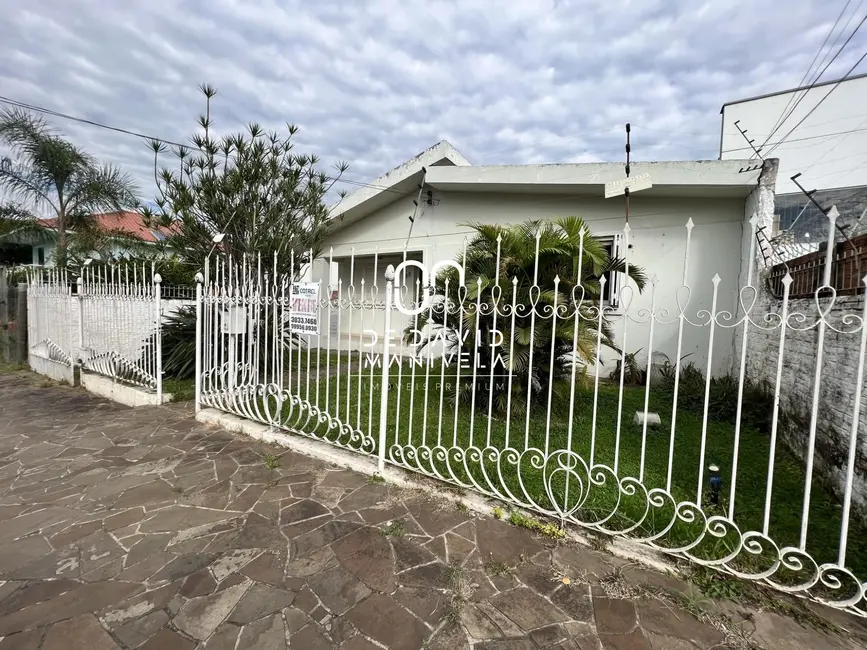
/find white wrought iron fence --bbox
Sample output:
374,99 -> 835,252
197,217 -> 867,616
26,268 -> 75,383
78,263 -> 165,398
24,263 -> 194,401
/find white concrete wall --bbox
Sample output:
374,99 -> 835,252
322,191 -> 751,374
721,75 -> 867,194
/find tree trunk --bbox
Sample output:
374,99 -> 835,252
56,208 -> 66,268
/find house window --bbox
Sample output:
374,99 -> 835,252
592,236 -> 622,307
37,247 -> 45,266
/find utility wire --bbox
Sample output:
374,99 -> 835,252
0,95 -> 189,149
759,12 -> 867,158
760,0 -> 855,152
812,0 -> 865,81
766,48 -> 867,157
722,123 -> 867,154
0,94 -> 421,197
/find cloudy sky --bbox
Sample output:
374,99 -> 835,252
1,0 -> 865,205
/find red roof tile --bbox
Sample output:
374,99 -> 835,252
38,211 -> 176,243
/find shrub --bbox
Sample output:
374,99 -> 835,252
657,360 -> 774,434
151,305 -> 306,382
410,217 -> 646,415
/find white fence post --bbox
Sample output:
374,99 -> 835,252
377,265 -> 394,474
154,273 -> 163,404
822,205 -> 839,287
76,276 -> 84,357
195,272 -> 203,413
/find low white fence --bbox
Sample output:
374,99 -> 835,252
78,264 -> 164,396
27,270 -> 76,383
26,266 -> 193,402
197,217 -> 867,616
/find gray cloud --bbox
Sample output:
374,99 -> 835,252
1,0 -> 863,205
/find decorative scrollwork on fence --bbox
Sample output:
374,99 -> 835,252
29,338 -> 72,365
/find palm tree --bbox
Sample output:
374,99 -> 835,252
409,216 -> 647,414
0,108 -> 139,267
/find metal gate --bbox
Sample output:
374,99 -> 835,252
78,263 -> 165,398
197,216 -> 867,616
26,269 -> 75,383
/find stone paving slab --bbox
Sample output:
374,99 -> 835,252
0,370 -> 865,649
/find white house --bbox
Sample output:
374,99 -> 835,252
313,141 -> 777,374
720,74 -> 867,243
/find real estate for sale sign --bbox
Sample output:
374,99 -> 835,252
289,282 -> 320,335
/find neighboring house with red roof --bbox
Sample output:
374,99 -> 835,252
1,211 -> 175,266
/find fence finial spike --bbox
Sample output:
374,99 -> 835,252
782,272 -> 793,287
711,273 -> 722,285
685,217 -> 694,231
827,205 -> 840,221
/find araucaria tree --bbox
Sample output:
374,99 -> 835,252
0,109 -> 139,267
144,84 -> 349,278
410,217 -> 646,414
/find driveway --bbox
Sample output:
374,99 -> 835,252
0,370 -> 863,649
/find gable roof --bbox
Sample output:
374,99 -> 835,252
328,140 -> 470,230
328,140 -> 770,233
38,211 -> 175,243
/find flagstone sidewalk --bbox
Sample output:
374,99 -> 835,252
0,370 -> 865,650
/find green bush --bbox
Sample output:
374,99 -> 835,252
151,305 -> 306,382
160,305 -> 197,379
657,360 -> 774,434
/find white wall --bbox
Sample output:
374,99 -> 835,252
720,75 -> 867,194
323,190 -> 751,374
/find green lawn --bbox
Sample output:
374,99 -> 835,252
271,363 -> 867,591
189,350 -> 867,600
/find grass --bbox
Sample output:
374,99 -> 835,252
261,364 -> 867,591
163,377 -> 195,402
0,362 -> 28,374
508,509 -> 566,540
262,453 -> 280,470
381,520 -> 406,537
443,563 -> 473,623
485,561 -> 515,577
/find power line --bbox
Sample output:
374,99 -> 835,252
766,47 -> 867,157
722,123 -> 867,154
0,95 -> 189,149
813,0 -> 865,79
757,6 -> 867,156
760,0 -> 854,152
0,94 -> 418,197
